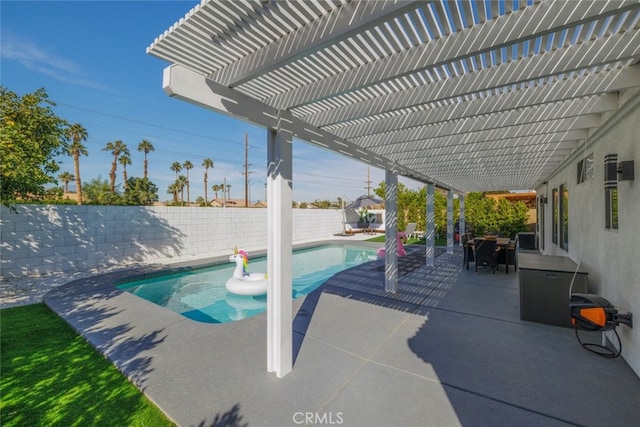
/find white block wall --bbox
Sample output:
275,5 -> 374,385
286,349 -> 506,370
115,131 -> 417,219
0,205 -> 344,279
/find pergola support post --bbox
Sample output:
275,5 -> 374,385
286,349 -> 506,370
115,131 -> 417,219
447,190 -> 454,254
459,195 -> 466,246
426,184 -> 435,267
266,127 -> 293,378
384,169 -> 398,293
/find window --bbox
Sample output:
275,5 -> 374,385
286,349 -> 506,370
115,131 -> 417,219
605,154 -> 619,230
537,196 -> 545,250
577,153 -> 593,183
559,184 -> 568,250
552,188 -> 558,244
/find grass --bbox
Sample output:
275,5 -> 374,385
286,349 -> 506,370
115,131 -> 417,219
0,303 -> 176,427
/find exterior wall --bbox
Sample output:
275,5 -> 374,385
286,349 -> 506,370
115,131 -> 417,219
0,206 -> 344,279
537,90 -> 639,376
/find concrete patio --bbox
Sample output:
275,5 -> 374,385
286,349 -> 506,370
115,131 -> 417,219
44,243 -> 640,427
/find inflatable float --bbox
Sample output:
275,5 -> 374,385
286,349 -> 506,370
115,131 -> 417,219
225,249 -> 268,296
377,232 -> 407,258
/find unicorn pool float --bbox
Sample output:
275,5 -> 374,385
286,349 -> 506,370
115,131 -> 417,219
225,248 -> 268,296
376,232 -> 407,258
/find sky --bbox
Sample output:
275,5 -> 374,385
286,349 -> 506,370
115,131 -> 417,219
1,0 -> 425,204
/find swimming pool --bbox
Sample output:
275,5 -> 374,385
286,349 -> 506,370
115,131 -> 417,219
118,244 -> 378,324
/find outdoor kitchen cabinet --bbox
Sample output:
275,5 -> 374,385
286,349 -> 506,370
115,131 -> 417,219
518,253 -> 588,327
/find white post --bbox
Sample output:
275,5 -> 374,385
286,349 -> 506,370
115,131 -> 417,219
267,127 -> 293,378
384,169 -> 398,293
426,184 -> 435,267
447,190 -> 454,254
459,195 -> 465,246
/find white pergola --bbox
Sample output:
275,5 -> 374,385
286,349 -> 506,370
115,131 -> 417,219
148,0 -> 640,377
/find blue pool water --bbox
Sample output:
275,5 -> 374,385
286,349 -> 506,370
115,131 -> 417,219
118,244 -> 378,324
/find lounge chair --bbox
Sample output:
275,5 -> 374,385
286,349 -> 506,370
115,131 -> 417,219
404,223 -> 424,240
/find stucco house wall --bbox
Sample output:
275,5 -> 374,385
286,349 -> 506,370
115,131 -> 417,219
536,89 -> 639,376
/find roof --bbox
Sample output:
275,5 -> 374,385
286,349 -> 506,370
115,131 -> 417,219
148,0 -> 640,193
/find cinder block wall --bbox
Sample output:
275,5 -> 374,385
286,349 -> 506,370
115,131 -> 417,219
0,205 -> 344,279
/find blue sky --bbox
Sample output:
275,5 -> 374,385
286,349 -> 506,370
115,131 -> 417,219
1,0 -> 423,204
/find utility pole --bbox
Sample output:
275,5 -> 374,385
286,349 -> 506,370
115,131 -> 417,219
365,166 -> 373,196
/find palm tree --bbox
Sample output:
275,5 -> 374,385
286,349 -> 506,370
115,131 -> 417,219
66,123 -> 88,205
102,140 -> 129,194
183,160 -> 193,205
176,175 -> 187,205
170,162 -> 182,180
212,184 -> 220,200
58,171 -> 75,193
225,184 -> 231,200
137,139 -> 154,179
119,154 -> 131,190
202,158 -> 214,205
167,182 -> 179,204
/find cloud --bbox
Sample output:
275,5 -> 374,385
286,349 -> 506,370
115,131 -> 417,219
1,31 -> 108,90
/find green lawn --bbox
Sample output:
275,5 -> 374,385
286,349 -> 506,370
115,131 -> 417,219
0,303 -> 175,427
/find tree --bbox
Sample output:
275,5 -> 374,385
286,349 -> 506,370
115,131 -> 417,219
0,87 -> 69,205
212,184 -> 220,199
137,139 -> 154,179
83,177 -> 121,205
102,140 -> 129,194
167,182 -> 179,204
170,162 -> 182,180
66,123 -> 88,205
202,158 -> 214,205
176,175 -> 187,205
374,181 -> 452,236
119,154 -> 131,190
58,171 -> 75,193
123,177 -> 158,206
183,160 -> 193,205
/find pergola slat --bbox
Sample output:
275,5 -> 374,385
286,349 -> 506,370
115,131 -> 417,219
149,0 -> 640,193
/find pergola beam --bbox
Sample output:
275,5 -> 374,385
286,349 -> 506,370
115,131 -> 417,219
162,63 -> 460,192
305,31 -> 640,128
324,55 -> 640,139
360,95 -> 616,152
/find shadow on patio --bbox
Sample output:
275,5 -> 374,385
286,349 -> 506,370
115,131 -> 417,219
44,244 -> 640,426
292,246 -> 640,426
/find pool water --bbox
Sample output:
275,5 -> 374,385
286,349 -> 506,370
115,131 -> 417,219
118,245 -> 378,323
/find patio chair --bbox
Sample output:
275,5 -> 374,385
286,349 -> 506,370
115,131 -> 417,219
404,223 -> 423,239
472,238 -> 500,274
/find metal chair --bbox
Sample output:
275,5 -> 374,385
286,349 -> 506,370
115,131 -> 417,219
473,238 -> 500,274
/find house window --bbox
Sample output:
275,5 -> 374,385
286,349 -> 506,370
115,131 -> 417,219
537,196 -> 545,251
577,153 -> 593,183
559,184 -> 568,250
552,188 -> 558,244
605,154 -> 618,230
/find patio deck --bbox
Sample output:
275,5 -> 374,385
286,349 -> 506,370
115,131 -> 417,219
44,243 -> 640,427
